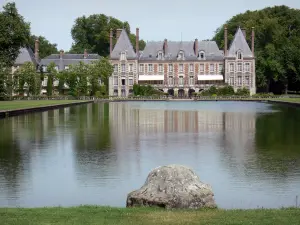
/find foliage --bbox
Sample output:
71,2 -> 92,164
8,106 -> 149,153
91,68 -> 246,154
29,35 -> 58,59
46,62 -> 57,96
69,14 -> 146,56
213,5 -> 300,94
133,84 -> 158,96
252,93 -> 275,98
200,85 -> 250,96
0,66 -> 9,100
13,62 -> 40,96
236,87 -> 250,96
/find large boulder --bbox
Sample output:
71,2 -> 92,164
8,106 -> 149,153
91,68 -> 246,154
126,165 -> 216,209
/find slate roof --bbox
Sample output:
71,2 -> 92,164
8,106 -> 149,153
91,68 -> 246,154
14,47 -> 39,66
227,27 -> 253,58
40,54 -> 101,71
110,29 -> 136,60
139,41 -> 224,61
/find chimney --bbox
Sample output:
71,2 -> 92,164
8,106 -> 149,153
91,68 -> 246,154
34,39 -> 39,61
242,28 -> 246,39
164,39 -> 168,55
84,49 -> 88,59
116,29 -> 122,40
194,38 -> 198,55
60,50 -> 64,59
224,24 -> 228,57
110,28 -> 113,57
251,27 -> 255,56
136,28 -> 139,58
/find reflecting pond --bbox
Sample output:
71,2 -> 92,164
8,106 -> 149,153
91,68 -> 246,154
0,101 -> 300,209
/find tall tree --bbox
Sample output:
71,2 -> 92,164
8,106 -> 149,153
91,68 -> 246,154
70,14 -> 146,56
46,62 -> 57,96
29,35 -> 59,59
213,5 -> 300,94
0,2 -> 30,99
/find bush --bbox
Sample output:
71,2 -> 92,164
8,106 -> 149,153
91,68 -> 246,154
236,87 -> 250,96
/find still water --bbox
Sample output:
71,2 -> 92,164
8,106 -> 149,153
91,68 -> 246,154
0,101 -> 300,209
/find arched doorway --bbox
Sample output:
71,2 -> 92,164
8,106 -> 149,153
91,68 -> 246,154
168,89 -> 174,96
188,89 -> 195,97
178,89 -> 184,98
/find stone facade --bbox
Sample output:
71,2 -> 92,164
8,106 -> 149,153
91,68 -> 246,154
109,25 -> 256,96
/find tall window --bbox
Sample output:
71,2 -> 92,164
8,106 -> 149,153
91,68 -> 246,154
189,76 -> 194,85
120,52 -> 126,60
210,64 -> 214,72
148,64 -> 153,72
158,64 -> 163,72
245,76 -> 249,85
230,63 -> 234,72
128,64 -> 133,72
179,64 -> 183,72
168,76 -> 174,85
168,64 -> 173,72
157,52 -> 163,60
189,64 -> 194,72
179,76 -> 184,85
121,64 -> 125,72
219,64 -> 223,74
238,76 -> 242,85
230,77 -> 234,85
200,64 -> 204,72
245,63 -> 250,72
129,79 -> 133,85
114,76 -> 118,85
139,64 -> 144,73
237,63 -> 242,72
114,64 -> 118,73
178,52 -> 184,60
237,51 -> 242,60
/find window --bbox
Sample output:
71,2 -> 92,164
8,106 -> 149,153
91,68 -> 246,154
121,79 -> 125,85
200,64 -> 204,72
148,64 -> 153,72
120,52 -> 126,60
178,51 -> 184,60
168,76 -> 174,85
168,64 -> 173,72
189,76 -> 194,85
230,63 -> 234,72
179,64 -> 183,72
210,64 -> 214,72
237,51 -> 242,60
245,76 -> 249,85
114,76 -> 118,85
245,63 -> 250,72
157,52 -> 163,60
230,77 -> 234,85
129,79 -> 133,85
42,77 -> 48,86
179,76 -> 184,85
219,64 -> 223,73
55,66 -> 59,71
64,66 -> 69,70
158,64 -> 163,72
199,51 -> 205,60
237,63 -> 242,72
43,66 -> 47,72
189,64 -> 194,72
139,64 -> 144,73
238,76 -> 242,85
121,64 -> 125,72
129,64 -> 133,72
114,64 -> 118,73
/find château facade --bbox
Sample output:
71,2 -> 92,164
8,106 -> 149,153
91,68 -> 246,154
109,25 -> 256,97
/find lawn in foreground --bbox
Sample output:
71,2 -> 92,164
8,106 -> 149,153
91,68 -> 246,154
0,206 -> 299,225
271,98 -> 300,103
0,100 -> 88,111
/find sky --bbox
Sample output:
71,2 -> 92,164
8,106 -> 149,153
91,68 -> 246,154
1,0 -> 300,52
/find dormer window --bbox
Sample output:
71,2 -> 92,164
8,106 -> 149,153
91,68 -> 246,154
157,51 -> 163,60
237,50 -> 243,60
177,51 -> 184,60
120,52 -> 126,61
198,51 -> 205,60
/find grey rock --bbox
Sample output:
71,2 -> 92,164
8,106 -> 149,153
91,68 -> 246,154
126,165 -> 217,209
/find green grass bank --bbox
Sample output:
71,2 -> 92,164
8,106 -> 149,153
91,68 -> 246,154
0,206 -> 299,225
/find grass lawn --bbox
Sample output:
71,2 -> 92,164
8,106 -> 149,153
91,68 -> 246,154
0,100 -> 89,111
0,206 -> 299,225
270,98 -> 300,103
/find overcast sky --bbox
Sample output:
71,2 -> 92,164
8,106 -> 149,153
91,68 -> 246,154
1,0 -> 300,51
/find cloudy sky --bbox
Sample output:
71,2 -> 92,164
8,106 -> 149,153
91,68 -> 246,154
1,0 -> 300,51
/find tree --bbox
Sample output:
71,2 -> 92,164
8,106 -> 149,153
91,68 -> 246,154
13,62 -> 40,96
70,14 -> 146,56
213,5 -> 300,94
0,2 -> 30,99
29,35 -> 58,59
46,62 -> 57,96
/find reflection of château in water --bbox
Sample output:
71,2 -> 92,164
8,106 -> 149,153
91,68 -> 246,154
109,103 -> 256,134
